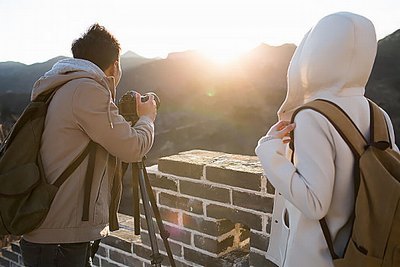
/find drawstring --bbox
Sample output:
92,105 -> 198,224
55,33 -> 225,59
101,76 -> 115,129
107,92 -> 114,129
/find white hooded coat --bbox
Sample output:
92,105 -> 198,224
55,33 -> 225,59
255,12 -> 398,267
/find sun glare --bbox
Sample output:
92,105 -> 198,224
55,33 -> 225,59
200,46 -> 249,65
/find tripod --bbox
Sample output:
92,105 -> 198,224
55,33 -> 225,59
127,159 -> 176,267
117,92 -> 171,266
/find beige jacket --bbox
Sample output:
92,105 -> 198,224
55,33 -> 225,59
256,12 -> 398,267
23,58 -> 154,243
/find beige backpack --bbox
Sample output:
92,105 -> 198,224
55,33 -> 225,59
291,99 -> 400,267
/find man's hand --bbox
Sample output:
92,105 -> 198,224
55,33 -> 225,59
136,93 -> 157,122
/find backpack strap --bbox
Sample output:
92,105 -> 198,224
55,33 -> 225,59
290,99 -> 368,158
82,141 -> 97,221
368,100 -> 391,149
53,141 -> 96,188
51,141 -> 97,222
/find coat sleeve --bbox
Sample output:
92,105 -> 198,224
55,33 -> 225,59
72,80 -> 154,163
382,109 -> 399,152
255,110 -> 335,220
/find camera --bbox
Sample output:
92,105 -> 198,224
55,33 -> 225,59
118,91 -> 160,124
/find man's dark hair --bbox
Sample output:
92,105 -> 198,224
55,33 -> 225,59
71,23 -> 121,71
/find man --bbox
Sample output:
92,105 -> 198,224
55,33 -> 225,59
20,24 -> 157,266
255,12 -> 398,267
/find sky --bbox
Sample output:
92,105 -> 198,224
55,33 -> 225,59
0,0 -> 399,65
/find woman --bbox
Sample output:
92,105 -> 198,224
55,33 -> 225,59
255,12 -> 398,267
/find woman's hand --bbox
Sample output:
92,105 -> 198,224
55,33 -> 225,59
266,121 -> 296,143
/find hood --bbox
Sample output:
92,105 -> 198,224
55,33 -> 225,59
31,58 -> 117,101
31,58 -> 118,128
278,12 -> 377,120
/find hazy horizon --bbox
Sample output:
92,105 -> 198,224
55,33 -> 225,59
1,0 -> 399,65
0,42 -> 296,65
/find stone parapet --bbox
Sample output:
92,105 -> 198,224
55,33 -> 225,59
0,150 -> 276,267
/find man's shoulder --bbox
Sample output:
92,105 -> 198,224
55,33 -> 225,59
65,77 -> 109,99
67,77 -> 104,89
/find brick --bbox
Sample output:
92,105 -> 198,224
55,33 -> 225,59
207,204 -> 263,231
109,250 -> 143,266
266,179 -> 275,194
10,243 -> 20,254
219,249 -> 250,267
250,231 -> 269,252
232,190 -> 273,213
163,224 -> 192,245
206,166 -> 262,191
183,246 -> 249,266
132,242 -> 153,261
139,200 -> 168,221
132,242 -> 172,266
140,231 -> 183,257
139,216 -> 173,239
144,260 -> 184,267
159,207 -> 180,224
92,255 -> 100,266
100,259 -> 120,267
182,213 -> 234,236
101,235 -> 132,253
96,245 -> 108,257
183,247 -> 224,267
194,234 -> 235,254
145,261 -> 188,267
0,257 -> 10,267
140,222 -> 192,245
249,251 -> 277,267
205,153 -> 263,191
158,150 -> 225,180
148,173 -> 178,191
170,260 -> 192,267
1,249 -> 18,263
159,192 -> 203,215
158,159 -> 204,179
180,180 -> 230,203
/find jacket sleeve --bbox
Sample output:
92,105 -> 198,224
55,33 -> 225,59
255,110 -> 335,220
72,80 -> 154,163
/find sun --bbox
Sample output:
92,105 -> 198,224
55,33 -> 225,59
200,45 -> 249,65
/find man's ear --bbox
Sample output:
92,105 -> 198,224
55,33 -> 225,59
103,62 -> 116,76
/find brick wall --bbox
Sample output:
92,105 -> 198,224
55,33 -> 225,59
0,150 -> 276,267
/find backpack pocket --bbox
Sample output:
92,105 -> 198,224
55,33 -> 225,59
0,163 -> 40,196
0,163 -> 58,235
334,239 -> 382,267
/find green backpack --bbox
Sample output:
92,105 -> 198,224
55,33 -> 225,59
291,99 -> 400,267
0,87 -> 95,235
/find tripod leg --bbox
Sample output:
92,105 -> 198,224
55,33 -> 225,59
142,166 -> 176,267
137,163 -> 163,266
131,164 -> 140,235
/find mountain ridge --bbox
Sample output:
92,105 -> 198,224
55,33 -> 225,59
0,33 -> 398,162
